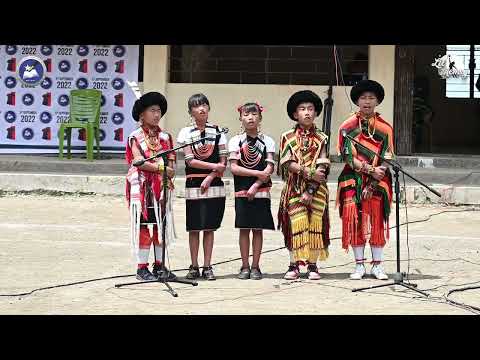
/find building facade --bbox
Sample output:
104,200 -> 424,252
141,45 -> 480,157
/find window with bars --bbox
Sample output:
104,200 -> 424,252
169,45 -> 368,85
445,44 -> 480,98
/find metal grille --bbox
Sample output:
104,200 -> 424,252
446,44 -> 480,99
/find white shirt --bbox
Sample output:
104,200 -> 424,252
228,133 -> 275,160
177,123 -> 227,152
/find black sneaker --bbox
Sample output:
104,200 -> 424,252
250,267 -> 263,280
202,266 -> 216,281
152,263 -> 177,281
186,265 -> 200,280
237,266 -> 251,280
136,267 -> 156,281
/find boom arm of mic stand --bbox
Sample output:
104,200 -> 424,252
342,132 -> 441,198
132,135 -> 217,167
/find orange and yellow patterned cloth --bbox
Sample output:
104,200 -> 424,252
277,125 -> 330,263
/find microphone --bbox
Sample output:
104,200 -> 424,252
205,127 -> 229,141
340,129 -> 350,156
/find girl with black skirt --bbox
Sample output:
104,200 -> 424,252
176,94 -> 228,280
228,102 -> 275,280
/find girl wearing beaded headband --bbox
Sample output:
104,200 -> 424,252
228,102 -> 275,280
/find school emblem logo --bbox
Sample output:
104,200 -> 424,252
77,45 -> 89,56
4,111 -> 16,123
40,111 -> 53,124
111,112 -> 124,125
22,93 -> 35,106
113,45 -> 126,57
95,60 -> 107,73
58,60 -> 71,73
6,45 -> 17,55
40,45 -> 53,56
58,94 -> 70,107
18,56 -> 46,86
22,127 -> 34,140
4,76 -> 17,89
40,77 -> 52,90
112,78 -> 125,90
76,78 -> 89,89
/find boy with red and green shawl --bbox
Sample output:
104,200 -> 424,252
337,80 -> 394,280
278,90 -> 331,281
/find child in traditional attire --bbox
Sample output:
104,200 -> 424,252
278,90 -> 331,280
125,92 -> 177,281
176,94 -> 228,281
228,102 -> 275,280
336,80 -> 394,280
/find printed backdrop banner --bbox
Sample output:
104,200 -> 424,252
0,45 -> 139,153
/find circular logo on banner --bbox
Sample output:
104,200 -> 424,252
22,93 -> 35,106
4,111 -> 16,123
40,45 -> 53,56
113,45 -> 126,57
101,94 -> 106,107
58,60 -> 71,73
40,77 -> 52,89
58,94 -> 70,107
95,61 -> 107,73
76,77 -> 89,89
99,129 -> 106,141
40,111 -> 52,124
77,45 -> 89,56
6,45 -> 17,55
111,112 -> 124,125
22,127 -> 34,140
111,78 -> 124,90
4,76 -> 17,89
18,56 -> 46,86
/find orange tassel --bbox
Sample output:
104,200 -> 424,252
364,197 -> 386,247
342,201 -> 358,250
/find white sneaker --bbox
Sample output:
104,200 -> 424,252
307,264 -> 321,280
350,264 -> 366,280
284,264 -> 300,280
371,264 -> 389,280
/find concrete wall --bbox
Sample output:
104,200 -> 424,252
369,45 -> 395,124
142,46 -> 168,94
143,45 -> 396,154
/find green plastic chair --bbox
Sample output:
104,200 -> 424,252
58,89 -> 102,161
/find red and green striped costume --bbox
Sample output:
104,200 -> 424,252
277,125 -> 330,263
336,112 -> 394,250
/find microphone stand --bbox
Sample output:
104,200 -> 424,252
115,135 -> 218,297
341,131 -> 440,297
322,84 -> 334,158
